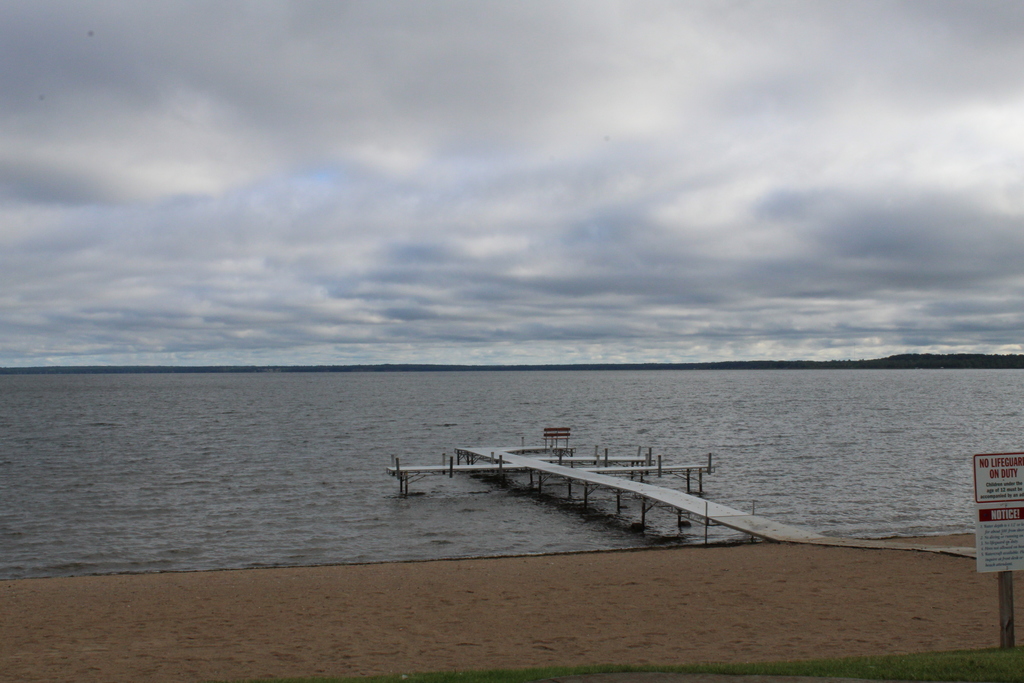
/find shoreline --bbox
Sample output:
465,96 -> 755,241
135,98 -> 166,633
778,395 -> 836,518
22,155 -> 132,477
0,538 -> 753,584
0,532 -> 976,584
5,353 -> 1024,372
3,533 -> 1006,683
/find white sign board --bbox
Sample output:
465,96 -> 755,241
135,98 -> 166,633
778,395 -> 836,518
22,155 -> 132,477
975,452 -> 1024,503
974,452 -> 1024,573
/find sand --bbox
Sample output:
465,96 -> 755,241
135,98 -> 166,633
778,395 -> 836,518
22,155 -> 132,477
0,535 -> 1009,683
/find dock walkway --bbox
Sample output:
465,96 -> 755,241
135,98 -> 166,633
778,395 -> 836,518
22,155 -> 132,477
464,446 -> 825,542
387,444 -> 976,559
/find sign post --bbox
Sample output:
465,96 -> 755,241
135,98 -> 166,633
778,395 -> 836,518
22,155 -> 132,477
973,452 -> 1024,648
999,570 -> 1015,649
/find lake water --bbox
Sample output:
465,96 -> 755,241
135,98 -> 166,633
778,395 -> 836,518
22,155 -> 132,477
1,369 -> 1021,580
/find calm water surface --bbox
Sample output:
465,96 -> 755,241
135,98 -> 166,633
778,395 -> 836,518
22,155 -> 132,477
1,370 -> 1021,579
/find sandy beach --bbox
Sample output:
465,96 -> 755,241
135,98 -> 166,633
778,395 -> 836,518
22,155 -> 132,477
0,534 -> 1006,683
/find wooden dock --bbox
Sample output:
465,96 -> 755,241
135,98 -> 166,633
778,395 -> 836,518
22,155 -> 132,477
388,443 -> 824,542
387,439 -> 977,559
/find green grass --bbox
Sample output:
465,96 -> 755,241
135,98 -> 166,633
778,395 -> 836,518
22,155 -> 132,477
223,646 -> 1024,683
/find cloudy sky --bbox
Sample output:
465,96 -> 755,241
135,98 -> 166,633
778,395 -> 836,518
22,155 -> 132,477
3,1 -> 1024,366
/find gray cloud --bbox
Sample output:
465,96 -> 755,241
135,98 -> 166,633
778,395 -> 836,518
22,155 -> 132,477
2,1 -> 1024,365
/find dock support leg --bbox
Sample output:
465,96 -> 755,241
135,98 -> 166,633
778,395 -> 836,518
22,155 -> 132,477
567,479 -> 572,499
616,491 -> 621,513
698,469 -> 703,494
686,469 -> 691,493
583,485 -> 589,510
640,500 -> 653,530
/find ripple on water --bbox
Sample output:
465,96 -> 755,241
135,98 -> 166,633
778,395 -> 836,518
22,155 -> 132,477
1,369 -> 1017,579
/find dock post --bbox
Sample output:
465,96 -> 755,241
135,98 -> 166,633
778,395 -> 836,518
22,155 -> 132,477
647,447 -> 653,466
583,484 -> 589,510
686,469 -> 691,493
708,452 -> 713,471
449,455 -> 454,478
698,468 -> 703,494
395,458 -> 403,495
637,445 -> 642,462
640,501 -> 647,530
604,448 -> 609,467
567,479 -> 572,499
594,445 -> 599,462
657,454 -> 662,477
498,454 -> 504,483
616,491 -> 621,512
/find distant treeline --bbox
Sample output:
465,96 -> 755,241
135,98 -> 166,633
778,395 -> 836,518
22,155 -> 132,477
3,353 -> 1024,374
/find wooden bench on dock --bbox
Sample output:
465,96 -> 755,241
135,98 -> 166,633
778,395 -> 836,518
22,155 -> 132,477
543,427 -> 571,449
542,427 -> 573,461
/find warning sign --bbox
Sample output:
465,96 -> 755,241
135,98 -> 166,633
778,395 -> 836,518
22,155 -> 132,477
975,452 -> 1024,573
973,452 -> 1024,503
976,507 -> 1024,572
